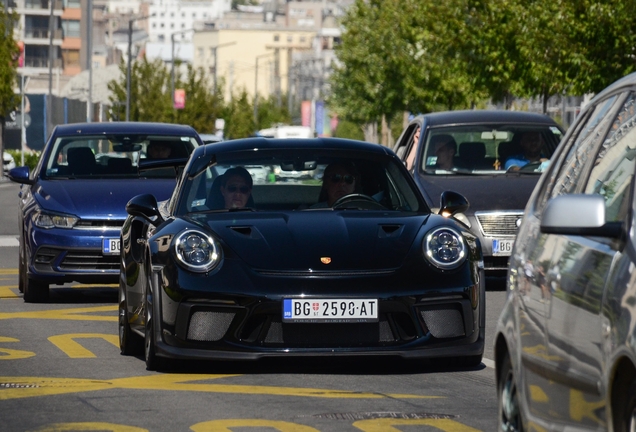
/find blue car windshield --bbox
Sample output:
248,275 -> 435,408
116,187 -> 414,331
176,149 -> 424,214
43,134 -> 198,179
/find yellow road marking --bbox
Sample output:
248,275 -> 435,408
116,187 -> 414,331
0,336 -> 35,360
0,269 -> 18,275
48,334 -> 119,358
30,422 -> 147,432
191,420 -> 319,431
0,374 -> 442,401
352,418 -> 481,431
0,285 -> 19,299
0,305 -> 117,321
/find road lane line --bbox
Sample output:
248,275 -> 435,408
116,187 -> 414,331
0,236 -> 18,247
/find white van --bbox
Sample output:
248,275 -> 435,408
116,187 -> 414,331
258,125 -> 314,139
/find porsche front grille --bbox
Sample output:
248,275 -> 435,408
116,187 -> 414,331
475,211 -> 523,236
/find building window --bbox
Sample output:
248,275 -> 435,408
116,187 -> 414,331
287,35 -> 292,42
170,23 -> 174,29
62,49 -> 80,67
64,0 -> 80,8
181,23 -> 185,28
192,12 -> 196,18
181,12 -> 185,17
198,47 -> 204,58
158,34 -> 165,42
61,19 -> 80,38
273,34 -> 279,42
300,36 -> 306,43
160,23 -> 165,28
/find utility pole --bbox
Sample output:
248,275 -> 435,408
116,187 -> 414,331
86,0 -> 93,122
126,14 -> 153,122
47,0 -> 55,135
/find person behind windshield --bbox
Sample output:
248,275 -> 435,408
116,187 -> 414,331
505,131 -> 548,171
220,167 -> 253,209
146,141 -> 172,159
430,134 -> 457,171
313,162 -> 361,208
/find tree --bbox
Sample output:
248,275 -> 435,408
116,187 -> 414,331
0,5 -> 21,175
222,88 -> 255,139
107,56 -> 224,130
255,94 -> 291,131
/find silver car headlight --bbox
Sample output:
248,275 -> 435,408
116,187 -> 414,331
32,210 -> 78,229
174,230 -> 222,273
422,226 -> 467,270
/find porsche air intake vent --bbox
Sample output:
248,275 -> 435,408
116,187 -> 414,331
419,307 -> 465,338
187,311 -> 235,341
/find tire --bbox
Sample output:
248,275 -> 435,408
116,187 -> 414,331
23,277 -> 48,303
614,378 -> 636,432
119,285 -> 142,356
18,250 -> 25,293
143,269 -> 168,371
498,354 -> 524,432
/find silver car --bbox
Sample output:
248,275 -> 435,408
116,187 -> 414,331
495,72 -> 636,431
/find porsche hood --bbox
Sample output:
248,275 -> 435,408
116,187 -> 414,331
192,211 -> 431,270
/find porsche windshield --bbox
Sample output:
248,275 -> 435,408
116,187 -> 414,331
422,124 -> 563,175
178,149 -> 424,213
43,134 -> 198,179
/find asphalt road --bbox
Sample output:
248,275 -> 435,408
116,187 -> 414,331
0,179 -> 507,432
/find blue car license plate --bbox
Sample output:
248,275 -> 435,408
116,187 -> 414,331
103,238 -> 120,255
283,298 -> 378,323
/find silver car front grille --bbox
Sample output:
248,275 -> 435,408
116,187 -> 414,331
475,211 -> 524,237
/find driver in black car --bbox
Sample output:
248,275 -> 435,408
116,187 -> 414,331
505,131 -> 548,171
312,162 -> 362,208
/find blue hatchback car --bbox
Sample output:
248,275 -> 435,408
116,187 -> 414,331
9,122 -> 202,302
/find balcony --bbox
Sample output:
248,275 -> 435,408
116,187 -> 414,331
19,0 -> 63,16
23,28 -> 63,45
23,56 -> 62,69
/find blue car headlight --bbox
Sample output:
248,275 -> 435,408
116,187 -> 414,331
423,226 -> 467,270
174,230 -> 222,272
32,210 -> 78,229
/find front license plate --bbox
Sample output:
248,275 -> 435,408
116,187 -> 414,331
103,238 -> 120,255
492,238 -> 514,256
283,299 -> 378,323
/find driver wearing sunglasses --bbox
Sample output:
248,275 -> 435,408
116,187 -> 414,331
312,162 -> 361,208
220,166 -> 253,209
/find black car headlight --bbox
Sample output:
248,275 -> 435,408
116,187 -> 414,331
174,230 -> 222,272
422,226 -> 467,270
32,210 -> 78,229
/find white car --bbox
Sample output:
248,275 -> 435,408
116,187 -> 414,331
3,152 -> 15,174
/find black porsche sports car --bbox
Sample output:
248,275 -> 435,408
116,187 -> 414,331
120,137 -> 485,370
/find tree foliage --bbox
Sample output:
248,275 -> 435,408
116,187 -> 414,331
0,6 -> 20,120
330,0 -> 636,129
107,56 -> 223,130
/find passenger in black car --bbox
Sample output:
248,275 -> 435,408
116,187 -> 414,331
430,134 -> 457,171
220,167 -> 254,209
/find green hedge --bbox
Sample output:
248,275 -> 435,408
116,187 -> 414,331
7,150 -> 41,171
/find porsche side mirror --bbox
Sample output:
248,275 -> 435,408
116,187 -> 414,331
439,191 -> 469,217
126,193 -> 163,224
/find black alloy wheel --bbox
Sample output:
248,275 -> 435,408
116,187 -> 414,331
18,246 -> 25,294
498,354 -> 524,432
143,267 -> 167,371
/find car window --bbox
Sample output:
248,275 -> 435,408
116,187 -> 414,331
584,93 -> 636,223
43,135 -> 198,179
540,93 -> 626,207
394,123 -> 419,161
418,124 -> 562,175
177,149 -> 424,214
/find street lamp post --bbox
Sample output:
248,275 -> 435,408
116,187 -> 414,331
211,41 -> 236,94
253,52 -> 274,124
126,14 -> 153,122
170,28 -> 195,109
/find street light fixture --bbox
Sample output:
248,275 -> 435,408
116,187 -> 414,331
126,13 -> 154,122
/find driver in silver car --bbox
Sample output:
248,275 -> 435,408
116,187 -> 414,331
312,162 -> 362,208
